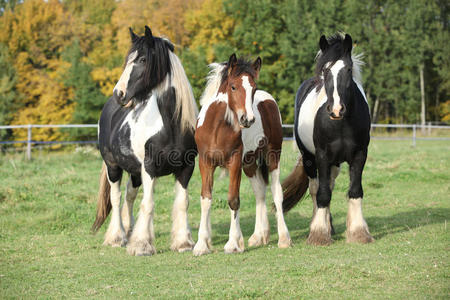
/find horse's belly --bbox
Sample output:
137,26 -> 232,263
297,88 -> 327,155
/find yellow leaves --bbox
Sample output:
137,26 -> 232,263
91,67 -> 123,96
185,0 -> 234,60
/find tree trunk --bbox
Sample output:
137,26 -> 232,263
420,64 -> 426,133
372,97 -> 379,123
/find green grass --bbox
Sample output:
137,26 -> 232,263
0,140 -> 449,299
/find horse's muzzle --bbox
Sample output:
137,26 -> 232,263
113,90 -> 133,108
239,114 -> 255,128
327,104 -> 346,120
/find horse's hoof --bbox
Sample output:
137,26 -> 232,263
346,227 -> 374,244
126,239 -> 156,256
248,232 -> 269,247
277,235 -> 292,248
307,229 -> 332,246
103,230 -> 127,247
224,238 -> 244,254
171,239 -> 195,253
193,241 -> 211,256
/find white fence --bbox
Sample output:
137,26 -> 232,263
0,123 -> 449,160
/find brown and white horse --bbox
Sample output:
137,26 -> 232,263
193,54 -> 291,256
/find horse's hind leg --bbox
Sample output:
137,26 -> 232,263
270,162 -> 292,248
346,149 -> 374,243
246,166 -> 270,247
171,166 -> 195,252
127,165 -> 156,256
121,175 -> 140,238
328,165 -> 340,235
104,168 -> 127,247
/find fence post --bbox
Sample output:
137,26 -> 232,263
412,124 -> 416,147
27,124 -> 32,160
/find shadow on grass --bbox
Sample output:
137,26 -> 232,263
209,206 -> 449,246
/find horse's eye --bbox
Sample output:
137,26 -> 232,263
231,85 -> 236,91
139,57 -> 146,64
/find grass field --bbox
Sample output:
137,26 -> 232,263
0,140 -> 449,299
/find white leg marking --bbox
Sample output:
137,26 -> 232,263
224,209 -> 244,254
127,166 -> 156,256
271,164 -> 292,248
193,196 -> 212,256
171,181 -> 194,252
307,206 -> 332,245
104,179 -> 127,247
346,197 -> 374,243
248,171 -> 270,247
121,177 -> 139,238
309,177 -> 319,218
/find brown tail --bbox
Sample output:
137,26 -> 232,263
91,162 -> 111,233
281,157 -> 309,213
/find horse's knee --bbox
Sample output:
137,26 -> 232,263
228,196 -> 240,211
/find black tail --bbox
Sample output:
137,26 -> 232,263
281,157 -> 309,213
91,162 -> 111,233
259,157 -> 269,185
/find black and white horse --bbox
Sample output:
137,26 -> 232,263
282,33 -> 374,245
91,26 -> 199,256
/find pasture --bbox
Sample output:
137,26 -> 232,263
0,140 -> 448,298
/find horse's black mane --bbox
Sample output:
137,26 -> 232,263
315,34 -> 350,78
126,35 -> 175,95
220,57 -> 257,83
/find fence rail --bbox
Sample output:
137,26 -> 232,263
1,123 -> 449,160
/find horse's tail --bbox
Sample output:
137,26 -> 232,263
91,162 -> 111,233
281,157 -> 309,213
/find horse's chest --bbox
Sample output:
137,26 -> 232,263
241,105 -> 265,155
118,97 -> 164,163
297,88 -> 327,155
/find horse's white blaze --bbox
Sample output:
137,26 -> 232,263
113,50 -> 138,97
330,60 -> 345,114
120,94 -> 164,163
271,163 -> 291,246
171,181 -> 193,251
248,171 -> 269,245
347,197 -> 368,232
297,87 -> 327,154
104,179 -> 126,246
193,196 -> 212,256
242,76 -> 255,120
224,209 -> 244,253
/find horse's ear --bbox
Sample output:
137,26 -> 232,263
252,56 -> 262,80
343,34 -> 353,53
228,53 -> 237,74
144,25 -> 154,47
319,35 -> 329,52
129,27 -> 138,43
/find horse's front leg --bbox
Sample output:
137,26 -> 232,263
346,148 -> 374,243
193,158 -> 215,256
127,165 -> 156,256
307,151 -> 333,246
224,150 -> 244,254
171,165 -> 195,252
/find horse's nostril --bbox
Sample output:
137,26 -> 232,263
240,115 -> 246,124
118,91 -> 124,99
326,104 -> 332,113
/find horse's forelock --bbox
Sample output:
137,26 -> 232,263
221,58 -> 257,85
